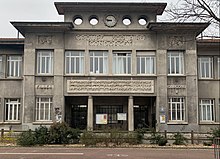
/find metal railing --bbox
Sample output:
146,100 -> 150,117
214,138 -> 220,159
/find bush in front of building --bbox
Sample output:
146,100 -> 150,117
173,132 -> 187,145
17,130 -> 36,147
35,126 -> 49,145
149,130 -> 167,146
48,122 -> 80,144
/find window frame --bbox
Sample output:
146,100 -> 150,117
218,57 -> 220,79
7,55 -> 22,78
89,51 -> 108,75
5,98 -> 21,122
35,97 -> 53,122
168,97 -> 185,121
136,51 -> 156,75
65,50 -> 85,75
199,99 -> 214,122
167,51 -> 184,75
198,57 -> 213,79
37,50 -> 53,75
0,56 -> 2,77
113,51 -> 132,75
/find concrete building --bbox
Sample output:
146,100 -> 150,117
0,2 -> 219,132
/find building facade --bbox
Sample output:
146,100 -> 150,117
0,2 -> 219,132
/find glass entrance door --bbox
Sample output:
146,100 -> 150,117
71,105 -> 87,130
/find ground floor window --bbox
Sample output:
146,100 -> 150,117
199,99 -> 214,122
168,97 -> 185,121
36,97 -> 52,121
5,99 -> 20,121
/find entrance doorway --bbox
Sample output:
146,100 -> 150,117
134,97 -> 156,130
65,96 -> 88,130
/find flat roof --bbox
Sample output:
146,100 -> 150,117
55,2 -> 167,15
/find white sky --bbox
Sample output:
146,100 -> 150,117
0,0 -> 189,38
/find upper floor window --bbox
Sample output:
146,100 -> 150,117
199,99 -> 214,122
5,98 -> 21,121
168,97 -> 185,121
36,97 -> 52,121
218,57 -> 220,79
113,51 -> 131,74
7,56 -> 22,77
168,51 -> 184,75
90,51 -> 108,74
65,51 -> 84,74
198,57 -> 213,79
137,51 -> 156,75
37,50 -> 53,75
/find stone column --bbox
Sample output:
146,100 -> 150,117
87,96 -> 93,131
128,96 -> 134,131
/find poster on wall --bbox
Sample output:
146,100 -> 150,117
160,115 -> 166,124
117,113 -> 127,120
96,114 -> 108,124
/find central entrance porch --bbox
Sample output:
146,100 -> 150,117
65,96 -> 156,131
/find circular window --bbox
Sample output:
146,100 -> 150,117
74,17 -> 83,25
123,17 -> 131,26
138,18 -> 147,25
138,16 -> 147,25
89,16 -> 99,25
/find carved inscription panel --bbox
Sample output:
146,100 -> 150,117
67,80 -> 154,93
75,34 -> 146,47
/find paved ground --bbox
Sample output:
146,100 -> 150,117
0,147 -> 215,159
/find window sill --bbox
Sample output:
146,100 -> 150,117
33,121 -> 53,125
35,75 -> 54,77
167,121 -> 188,125
198,79 -> 219,81
167,75 -> 186,77
199,122 -> 220,125
0,78 -> 23,80
2,122 -> 21,125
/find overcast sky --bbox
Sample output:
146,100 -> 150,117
0,0 -> 183,38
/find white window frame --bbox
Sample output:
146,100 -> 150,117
218,57 -> 220,79
199,99 -> 214,122
90,51 -> 108,74
65,51 -> 84,75
168,97 -> 185,121
113,52 -> 131,75
5,99 -> 20,121
198,57 -> 213,79
36,97 -> 52,121
37,50 -> 53,75
168,51 -> 184,75
137,51 -> 156,75
7,55 -> 22,77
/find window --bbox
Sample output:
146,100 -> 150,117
113,52 -> 131,74
37,50 -> 53,75
168,97 -> 185,121
199,99 -> 214,122
168,51 -> 184,75
7,56 -> 22,77
137,51 -> 155,75
65,51 -> 84,74
5,99 -> 20,121
90,51 -> 108,74
36,97 -> 52,121
218,57 -> 220,78
198,57 -> 213,79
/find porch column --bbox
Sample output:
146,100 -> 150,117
87,96 -> 93,131
128,96 -> 134,131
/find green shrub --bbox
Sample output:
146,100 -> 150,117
1,130 -> 17,144
158,137 -> 167,146
136,128 -> 147,144
173,132 -> 187,145
149,131 -> 163,144
48,122 -> 80,144
80,131 -> 97,146
208,128 -> 220,144
35,126 -> 49,145
17,130 -> 36,146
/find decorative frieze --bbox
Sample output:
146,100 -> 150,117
38,35 -> 52,45
67,80 -> 154,93
168,36 -> 184,47
75,34 -> 146,47
167,85 -> 186,89
35,85 -> 54,89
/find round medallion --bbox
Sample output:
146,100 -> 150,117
104,15 -> 117,27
